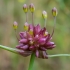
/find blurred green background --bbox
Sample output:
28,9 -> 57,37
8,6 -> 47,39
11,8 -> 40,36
0,0 -> 70,70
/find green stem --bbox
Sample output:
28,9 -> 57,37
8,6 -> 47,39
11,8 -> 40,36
44,18 -> 47,27
48,54 -> 70,57
51,17 -> 56,37
28,52 -> 35,70
26,12 -> 28,22
0,45 -> 19,54
32,12 -> 34,25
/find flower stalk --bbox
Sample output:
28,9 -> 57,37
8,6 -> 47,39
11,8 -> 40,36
29,3 -> 35,25
23,4 -> 28,22
0,45 -> 18,54
51,17 -> 56,37
42,11 -> 47,27
26,12 -> 28,22
51,7 -> 57,37
28,52 -> 35,70
32,12 -> 34,25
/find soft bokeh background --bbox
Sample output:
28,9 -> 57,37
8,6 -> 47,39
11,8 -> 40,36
0,0 -> 70,70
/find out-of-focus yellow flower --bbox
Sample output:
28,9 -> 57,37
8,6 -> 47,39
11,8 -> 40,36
18,0 -> 25,3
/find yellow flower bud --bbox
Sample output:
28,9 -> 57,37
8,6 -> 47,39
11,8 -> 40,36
29,29 -> 33,35
23,4 -> 28,13
42,11 -> 47,19
29,3 -> 35,13
52,7 -> 57,17
13,21 -> 18,30
24,22 -> 29,31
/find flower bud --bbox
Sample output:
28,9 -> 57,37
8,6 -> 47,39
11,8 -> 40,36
29,29 -> 33,35
52,7 -> 57,17
24,22 -> 29,31
42,11 -> 47,19
23,4 -> 28,13
29,3 -> 35,13
13,21 -> 18,30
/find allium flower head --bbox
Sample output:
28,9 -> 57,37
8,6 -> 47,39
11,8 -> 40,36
14,4 -> 57,59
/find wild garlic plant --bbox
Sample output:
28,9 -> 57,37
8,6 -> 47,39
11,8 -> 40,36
0,3 -> 70,70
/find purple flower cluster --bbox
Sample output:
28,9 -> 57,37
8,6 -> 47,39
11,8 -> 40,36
16,23 -> 55,59
14,3 -> 57,59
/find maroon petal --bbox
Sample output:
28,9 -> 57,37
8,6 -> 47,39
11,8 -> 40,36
17,50 -> 32,57
19,39 -> 27,43
34,24 -> 41,34
16,44 -> 23,49
19,32 -> 24,38
38,38 -> 46,45
40,47 -> 47,51
19,32 -> 27,38
20,45 -> 28,50
34,35 -> 39,41
39,27 -> 46,35
35,50 -> 39,57
46,45 -> 56,49
29,24 -> 33,31
46,34 -> 51,42
28,37 -> 33,41
47,42 -> 54,46
45,42 -> 55,49
29,46 -> 35,51
42,51 -> 48,59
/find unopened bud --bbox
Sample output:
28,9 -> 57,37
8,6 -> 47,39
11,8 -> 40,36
29,3 -> 35,13
44,31 -> 48,36
24,22 -> 29,31
23,4 -> 28,13
42,11 -> 47,19
29,29 -> 33,35
13,21 -> 18,30
52,7 -> 57,17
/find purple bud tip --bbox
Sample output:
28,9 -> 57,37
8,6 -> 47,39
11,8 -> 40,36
13,21 -> 18,29
23,4 -> 28,13
14,21 -> 18,26
52,7 -> 57,16
24,22 -> 29,31
42,11 -> 47,19
24,22 -> 29,26
29,3 -> 34,8
29,3 -> 35,12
